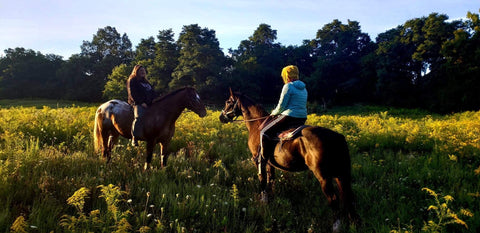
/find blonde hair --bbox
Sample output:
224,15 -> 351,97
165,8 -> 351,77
281,65 -> 299,84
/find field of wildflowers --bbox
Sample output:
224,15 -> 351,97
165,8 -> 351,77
0,102 -> 478,232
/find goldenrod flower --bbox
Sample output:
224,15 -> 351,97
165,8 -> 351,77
460,209 -> 474,217
422,187 -> 438,197
443,195 -> 454,202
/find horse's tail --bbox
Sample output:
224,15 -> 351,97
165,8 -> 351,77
302,126 -> 360,225
93,108 -> 104,154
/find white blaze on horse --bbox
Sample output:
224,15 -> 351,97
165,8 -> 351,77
94,87 -> 207,169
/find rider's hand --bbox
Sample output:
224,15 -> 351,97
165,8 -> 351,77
142,103 -> 148,108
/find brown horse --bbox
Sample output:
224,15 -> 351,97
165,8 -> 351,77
219,90 -> 360,231
94,87 -> 207,169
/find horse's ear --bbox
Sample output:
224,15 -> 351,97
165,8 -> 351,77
229,87 -> 233,96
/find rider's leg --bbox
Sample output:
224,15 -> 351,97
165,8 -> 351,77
259,115 -> 286,159
131,105 -> 146,146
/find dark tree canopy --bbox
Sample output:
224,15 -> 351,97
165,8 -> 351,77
2,9 -> 480,112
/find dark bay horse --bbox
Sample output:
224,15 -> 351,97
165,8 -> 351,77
219,90 -> 360,231
94,87 -> 207,169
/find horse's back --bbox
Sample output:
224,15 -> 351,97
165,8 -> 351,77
97,100 -> 131,117
301,126 -> 346,143
300,126 -> 351,176
96,100 -> 133,138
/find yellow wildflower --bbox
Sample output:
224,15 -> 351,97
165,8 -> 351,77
448,154 -> 457,162
422,187 -> 438,197
460,209 -> 474,217
474,166 -> 480,175
443,195 -> 454,202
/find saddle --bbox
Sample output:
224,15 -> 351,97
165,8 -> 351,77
277,125 -> 310,141
256,125 -> 309,175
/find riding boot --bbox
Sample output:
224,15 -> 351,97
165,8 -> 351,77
260,134 -> 274,160
131,105 -> 146,146
131,118 -> 140,147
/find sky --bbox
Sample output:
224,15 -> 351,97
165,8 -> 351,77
1,0 -> 479,59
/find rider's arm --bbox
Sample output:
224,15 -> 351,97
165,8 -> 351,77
271,84 -> 291,115
128,79 -> 147,106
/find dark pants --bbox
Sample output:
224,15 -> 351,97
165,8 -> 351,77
132,105 -> 146,139
260,115 -> 306,158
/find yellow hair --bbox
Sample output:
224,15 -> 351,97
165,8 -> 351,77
281,65 -> 299,84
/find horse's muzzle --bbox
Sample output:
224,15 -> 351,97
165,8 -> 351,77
219,112 -> 232,123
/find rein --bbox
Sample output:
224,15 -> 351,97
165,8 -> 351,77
221,95 -> 268,123
228,115 -> 268,123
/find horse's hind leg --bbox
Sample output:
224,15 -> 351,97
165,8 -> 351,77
335,177 -> 360,225
108,133 -> 119,151
101,131 -> 111,162
315,173 -> 339,210
310,168 -> 343,231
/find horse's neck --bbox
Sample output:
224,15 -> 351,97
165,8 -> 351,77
240,101 -> 267,134
152,92 -> 186,121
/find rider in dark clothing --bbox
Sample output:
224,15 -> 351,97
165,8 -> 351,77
127,65 -> 158,146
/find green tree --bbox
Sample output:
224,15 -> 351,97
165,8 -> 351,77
134,37 -> 156,62
170,24 -> 226,100
229,24 -> 284,103
0,48 -> 64,99
152,29 -> 179,92
375,13 -> 463,110
132,37 -> 158,93
80,26 -> 133,101
307,19 -> 375,105
375,26 -> 419,106
103,63 -> 133,100
56,54 -> 100,101
432,10 -> 480,112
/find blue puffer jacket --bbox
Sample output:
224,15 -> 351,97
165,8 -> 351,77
271,80 -> 308,118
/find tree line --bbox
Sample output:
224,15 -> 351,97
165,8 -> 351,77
0,10 -> 479,113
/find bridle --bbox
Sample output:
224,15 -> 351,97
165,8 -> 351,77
221,96 -> 267,123
221,97 -> 241,122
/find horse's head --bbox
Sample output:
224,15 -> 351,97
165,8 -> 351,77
219,88 -> 242,123
185,88 -> 207,117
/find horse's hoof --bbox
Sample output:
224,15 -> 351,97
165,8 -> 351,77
332,219 -> 341,233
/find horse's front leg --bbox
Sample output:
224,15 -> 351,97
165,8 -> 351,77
256,155 -> 268,202
144,140 -> 155,170
159,138 -> 171,168
266,164 -> 275,196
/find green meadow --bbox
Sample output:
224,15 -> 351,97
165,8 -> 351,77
0,102 -> 479,232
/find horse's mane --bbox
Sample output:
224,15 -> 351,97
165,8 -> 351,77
152,87 -> 192,104
234,92 -> 269,117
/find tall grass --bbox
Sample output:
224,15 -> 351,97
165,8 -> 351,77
0,103 -> 478,232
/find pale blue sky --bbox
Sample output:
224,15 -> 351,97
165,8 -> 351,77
1,0 -> 478,59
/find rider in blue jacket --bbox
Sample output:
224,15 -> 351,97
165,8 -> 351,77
260,65 -> 308,159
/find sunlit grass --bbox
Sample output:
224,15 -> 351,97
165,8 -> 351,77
0,103 -> 479,232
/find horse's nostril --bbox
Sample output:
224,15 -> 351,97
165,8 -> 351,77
219,114 -> 229,123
